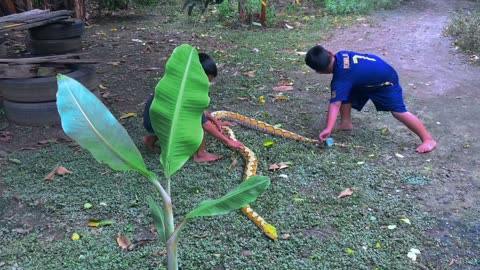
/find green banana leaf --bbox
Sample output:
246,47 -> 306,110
150,44 -> 210,177
186,176 -> 270,220
56,74 -> 155,180
147,196 -> 167,244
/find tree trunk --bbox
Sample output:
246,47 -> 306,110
0,0 -> 17,15
260,0 -> 266,27
25,0 -> 33,10
73,0 -> 86,19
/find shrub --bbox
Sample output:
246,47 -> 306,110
325,0 -> 402,14
446,11 -> 480,54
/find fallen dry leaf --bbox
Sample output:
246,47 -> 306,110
120,112 -> 138,119
242,250 -> 253,256
228,158 -> 238,169
44,165 -> 73,181
243,70 -> 255,78
269,164 -> 280,171
0,131 -> 12,142
277,162 -> 290,169
273,85 -> 294,91
337,188 -> 354,199
116,233 -> 132,250
56,166 -> 72,175
271,95 -> 288,102
152,250 -> 167,257
269,162 -> 290,171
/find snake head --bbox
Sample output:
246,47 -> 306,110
263,223 -> 278,240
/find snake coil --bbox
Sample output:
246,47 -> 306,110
212,111 -> 320,240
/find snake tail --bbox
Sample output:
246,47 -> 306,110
242,206 -> 278,240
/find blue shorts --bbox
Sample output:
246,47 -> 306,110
143,95 -> 207,134
346,83 -> 407,113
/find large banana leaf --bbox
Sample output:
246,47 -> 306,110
185,176 -> 270,220
150,44 -> 210,177
56,74 -> 155,180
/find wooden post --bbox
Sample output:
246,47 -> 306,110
73,0 -> 86,20
25,0 -> 33,10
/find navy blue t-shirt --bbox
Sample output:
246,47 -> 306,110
330,51 -> 399,103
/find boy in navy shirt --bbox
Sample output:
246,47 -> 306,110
305,45 -> 436,153
142,53 -> 244,162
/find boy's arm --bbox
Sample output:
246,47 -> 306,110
204,110 -> 235,130
202,121 -> 244,150
319,101 -> 342,141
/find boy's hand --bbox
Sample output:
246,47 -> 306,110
227,140 -> 244,150
319,129 -> 332,141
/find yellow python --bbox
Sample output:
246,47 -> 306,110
211,111 -> 320,240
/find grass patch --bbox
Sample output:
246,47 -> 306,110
446,10 -> 480,55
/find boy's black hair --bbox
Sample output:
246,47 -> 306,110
199,53 -> 218,77
305,45 -> 331,72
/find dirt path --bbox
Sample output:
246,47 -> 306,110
319,0 -> 480,263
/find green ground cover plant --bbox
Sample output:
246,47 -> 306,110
446,10 -> 480,55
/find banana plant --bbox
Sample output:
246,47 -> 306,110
56,44 -> 271,270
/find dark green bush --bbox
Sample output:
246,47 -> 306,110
325,0 -> 401,14
446,11 -> 480,54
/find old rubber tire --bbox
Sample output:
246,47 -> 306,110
28,19 -> 85,40
3,89 -> 101,126
26,36 -> 83,55
0,64 -> 97,102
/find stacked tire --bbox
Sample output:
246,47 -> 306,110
0,64 -> 98,126
26,19 -> 85,55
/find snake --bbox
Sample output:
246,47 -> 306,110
211,111 -> 320,240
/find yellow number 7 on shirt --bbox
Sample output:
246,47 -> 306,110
352,55 -> 376,64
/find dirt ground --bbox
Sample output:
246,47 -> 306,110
1,0 -> 479,267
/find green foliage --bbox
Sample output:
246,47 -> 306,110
217,0 -> 234,19
147,196 -> 167,243
325,0 -> 401,14
186,176 -> 270,220
56,74 -> 155,180
150,44 -> 210,177
446,11 -> 480,54
216,0 -> 276,25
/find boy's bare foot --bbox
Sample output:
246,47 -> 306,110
194,152 -> 223,163
416,139 -> 437,153
142,135 -> 158,151
333,122 -> 353,131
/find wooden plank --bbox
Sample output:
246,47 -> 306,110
0,16 -> 70,32
0,64 -> 40,79
0,53 -> 84,63
0,9 -> 73,24
0,9 -> 48,23
23,10 -> 75,23
0,56 -> 100,65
